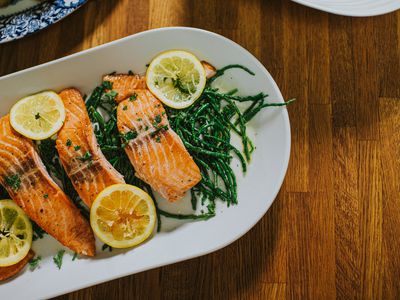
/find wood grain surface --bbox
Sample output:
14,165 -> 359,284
1,0 -> 399,299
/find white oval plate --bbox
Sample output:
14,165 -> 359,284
0,27 -> 290,300
291,0 -> 400,17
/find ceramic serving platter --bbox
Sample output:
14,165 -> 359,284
0,27 -> 291,299
0,0 -> 87,43
291,0 -> 400,16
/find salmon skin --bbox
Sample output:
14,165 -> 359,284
111,81 -> 202,202
56,88 -> 125,207
103,74 -> 147,103
0,116 -> 95,256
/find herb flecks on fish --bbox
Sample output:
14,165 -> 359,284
150,125 -> 168,138
77,151 -> 92,162
4,174 -> 21,191
129,93 -> 137,101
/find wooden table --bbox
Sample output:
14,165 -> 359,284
1,0 -> 399,299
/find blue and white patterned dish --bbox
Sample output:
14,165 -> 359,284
0,0 -> 88,44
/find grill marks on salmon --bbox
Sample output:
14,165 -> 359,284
56,88 -> 125,207
115,87 -> 202,202
0,115 -> 95,256
103,74 -> 147,103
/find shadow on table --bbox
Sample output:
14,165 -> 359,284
149,193 -> 286,300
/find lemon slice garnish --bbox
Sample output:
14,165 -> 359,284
10,91 -> 66,140
90,184 -> 156,248
146,50 -> 207,109
0,200 -> 32,267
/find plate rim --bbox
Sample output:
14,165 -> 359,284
291,0 -> 400,16
0,27 -> 291,298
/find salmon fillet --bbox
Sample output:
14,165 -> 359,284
0,250 -> 34,281
201,61 -> 217,78
103,74 -> 147,103
0,116 -> 95,256
116,88 -> 201,202
56,88 -> 125,207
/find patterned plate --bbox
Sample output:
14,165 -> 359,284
0,0 -> 88,43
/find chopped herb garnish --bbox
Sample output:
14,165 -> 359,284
77,151 -> 92,162
72,252 -> 78,261
145,63 -> 150,67
137,118 -> 142,122
66,139 -> 72,147
145,126 -> 149,130
74,145 -> 81,151
43,193 -> 48,199
4,174 -> 21,191
53,250 -> 65,269
150,125 -> 168,138
102,244 -> 112,252
123,105 -> 128,111
154,115 -> 162,124
129,93 -> 137,101
161,111 -> 166,116
35,113 -> 41,120
128,70 -> 134,75
98,90 -> 118,106
29,256 -> 41,271
155,136 -> 161,143
102,81 -> 113,90
120,130 -> 138,146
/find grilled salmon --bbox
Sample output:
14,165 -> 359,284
56,88 -> 125,207
0,250 -> 34,281
0,115 -> 95,256
201,61 -> 217,78
103,74 -> 147,103
114,87 -> 202,202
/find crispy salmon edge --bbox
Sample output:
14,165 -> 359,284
0,250 -> 34,281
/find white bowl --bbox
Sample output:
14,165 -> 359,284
291,0 -> 400,16
0,27 -> 291,299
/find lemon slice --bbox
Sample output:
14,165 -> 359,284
10,91 -> 66,140
0,200 -> 32,267
90,184 -> 156,248
146,50 -> 207,109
